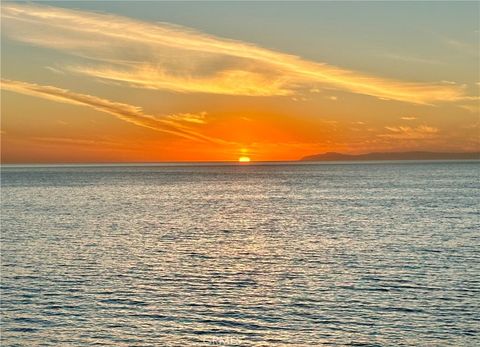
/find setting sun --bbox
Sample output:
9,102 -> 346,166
238,156 -> 251,163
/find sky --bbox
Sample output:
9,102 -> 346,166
1,1 -> 479,163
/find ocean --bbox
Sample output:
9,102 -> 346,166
1,161 -> 479,346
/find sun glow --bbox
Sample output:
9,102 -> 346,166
238,156 -> 251,163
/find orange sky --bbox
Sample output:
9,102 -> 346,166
1,2 -> 479,163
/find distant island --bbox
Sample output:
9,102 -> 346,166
301,151 -> 480,162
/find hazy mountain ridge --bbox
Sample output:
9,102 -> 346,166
301,151 -> 480,161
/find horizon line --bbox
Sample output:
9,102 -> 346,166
1,150 -> 479,166
2,159 -> 479,168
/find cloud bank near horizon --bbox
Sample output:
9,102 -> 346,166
1,3 -> 470,104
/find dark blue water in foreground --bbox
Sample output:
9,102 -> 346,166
1,161 -> 479,346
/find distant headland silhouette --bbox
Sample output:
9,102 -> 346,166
301,151 -> 480,161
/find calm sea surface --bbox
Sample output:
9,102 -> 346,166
1,161 -> 479,346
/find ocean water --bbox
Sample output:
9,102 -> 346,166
1,161 -> 479,346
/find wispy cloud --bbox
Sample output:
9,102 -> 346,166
458,104 -> 479,113
380,125 -> 439,139
44,66 -> 65,75
73,66 -> 293,97
31,136 -> 123,148
443,37 -> 479,56
1,79 -> 225,144
1,3 -> 470,104
401,116 -> 417,121
166,112 -> 208,124
383,53 -> 443,65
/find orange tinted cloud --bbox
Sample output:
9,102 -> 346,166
381,125 -> 439,139
1,79 -> 226,144
1,3 -> 469,104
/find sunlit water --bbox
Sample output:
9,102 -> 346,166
1,161 -> 479,346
